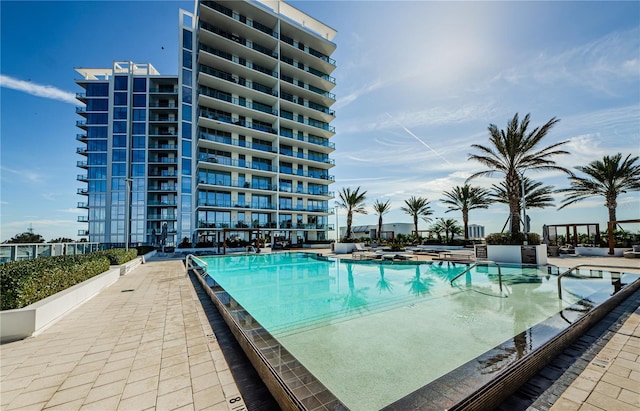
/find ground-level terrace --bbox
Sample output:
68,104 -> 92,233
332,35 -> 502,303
0,252 -> 638,410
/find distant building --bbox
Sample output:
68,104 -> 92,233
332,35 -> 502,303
467,224 -> 485,239
75,0 -> 337,246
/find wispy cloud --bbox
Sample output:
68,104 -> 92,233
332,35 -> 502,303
499,27 -> 640,95
0,74 -> 77,104
0,166 -> 45,184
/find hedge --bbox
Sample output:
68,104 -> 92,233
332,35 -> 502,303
95,248 -> 138,265
0,248 -> 138,310
485,232 -> 541,245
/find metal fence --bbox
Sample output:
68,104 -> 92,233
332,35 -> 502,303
0,243 -> 104,263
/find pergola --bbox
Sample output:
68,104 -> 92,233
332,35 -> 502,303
608,219 -> 640,255
544,223 -> 600,247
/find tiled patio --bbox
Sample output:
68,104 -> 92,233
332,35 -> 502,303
1,253 -> 639,410
0,259 -> 245,411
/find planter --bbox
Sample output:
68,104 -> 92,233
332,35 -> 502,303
334,242 -> 359,254
481,244 -> 547,265
575,247 -> 628,257
0,257 -> 144,343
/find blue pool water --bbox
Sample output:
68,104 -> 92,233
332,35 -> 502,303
198,252 -> 639,410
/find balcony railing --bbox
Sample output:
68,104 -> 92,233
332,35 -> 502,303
198,61 -> 277,95
200,21 -> 278,59
281,75 -> 335,100
76,147 -> 88,155
148,185 -> 177,191
198,153 -> 275,172
201,1 -> 278,39
77,188 -> 88,195
199,86 -> 277,115
77,161 -> 88,168
200,44 -> 278,78
147,214 -> 177,220
77,216 -> 88,222
77,230 -> 89,236
77,202 -> 88,208
280,56 -> 336,84
76,174 -> 88,181
280,35 -> 336,66
199,108 -> 276,135
149,87 -> 178,93
281,92 -> 335,117
279,131 -> 335,149
280,112 -> 335,133
148,158 -> 178,164
148,200 -> 178,206
197,179 -> 278,192
199,131 -> 276,154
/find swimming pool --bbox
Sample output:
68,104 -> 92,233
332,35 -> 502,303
192,252 -> 640,410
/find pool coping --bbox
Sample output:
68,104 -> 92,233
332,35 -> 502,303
189,253 -> 640,411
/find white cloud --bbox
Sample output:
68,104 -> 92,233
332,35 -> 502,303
0,166 -> 45,184
0,74 -> 77,104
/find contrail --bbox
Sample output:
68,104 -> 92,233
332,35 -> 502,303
385,112 -> 453,165
0,74 -> 77,104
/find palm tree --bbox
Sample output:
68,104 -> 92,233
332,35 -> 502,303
372,199 -> 392,241
431,218 -> 462,244
491,178 -> 556,231
467,113 -> 571,234
401,196 -> 433,237
558,153 -> 640,222
337,187 -> 367,240
441,184 -> 492,239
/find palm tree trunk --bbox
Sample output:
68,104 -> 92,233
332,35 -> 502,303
413,216 -> 418,237
507,172 -> 521,233
346,211 -> 353,239
607,195 -> 617,223
463,210 -> 469,240
378,215 -> 382,240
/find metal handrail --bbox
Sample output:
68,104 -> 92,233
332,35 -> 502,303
557,263 -> 635,300
450,260 -> 504,294
186,254 -> 209,275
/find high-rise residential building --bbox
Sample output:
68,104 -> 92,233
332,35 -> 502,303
75,0 -> 337,247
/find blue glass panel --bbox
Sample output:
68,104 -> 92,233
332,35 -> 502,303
182,141 -> 191,157
182,104 -> 192,121
132,164 -> 145,177
86,83 -> 108,97
182,69 -> 192,86
133,109 -> 146,121
132,123 -> 145,135
132,136 -> 145,148
112,149 -> 126,162
182,86 -> 192,104
86,98 -> 108,111
114,76 -> 128,90
113,121 -> 127,133
133,78 -> 146,92
113,107 -> 127,119
113,135 -> 126,148
183,29 -> 192,50
112,163 -> 126,176
133,94 -> 146,107
182,158 -> 191,175
182,50 -> 192,68
114,92 -> 127,105
182,122 -> 191,139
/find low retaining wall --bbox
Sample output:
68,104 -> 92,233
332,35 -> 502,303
575,247 -> 627,257
1,256 -> 145,343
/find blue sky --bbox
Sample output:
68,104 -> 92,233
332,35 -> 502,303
1,0 -> 639,242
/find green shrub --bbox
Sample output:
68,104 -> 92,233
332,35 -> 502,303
0,254 -> 110,310
485,232 -> 541,245
95,248 -> 138,265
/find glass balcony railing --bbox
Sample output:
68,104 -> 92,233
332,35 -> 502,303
279,131 -> 335,149
76,147 -> 88,155
198,61 -> 277,96
149,87 -> 178,93
77,161 -> 88,168
199,108 -> 276,135
280,56 -> 336,84
201,1 -> 278,39
147,214 -> 177,220
199,86 -> 277,115
77,202 -> 88,208
198,153 -> 275,172
200,22 -> 277,59
77,188 -> 88,195
148,200 -> 178,206
281,75 -> 336,100
197,179 -> 278,192
280,92 -> 335,116
77,216 -> 88,222
281,35 -> 336,66
199,131 -> 276,154
198,45 -> 277,78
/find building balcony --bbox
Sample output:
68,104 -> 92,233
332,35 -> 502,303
201,1 -> 279,39
278,150 -> 334,165
197,201 -> 275,211
148,144 -> 178,150
76,121 -> 88,129
198,61 -> 278,100
149,170 -> 178,177
77,230 -> 89,236
197,154 -> 275,172
149,102 -> 178,108
199,21 -> 278,60
148,200 -> 178,206
76,147 -> 88,156
77,216 -> 89,222
280,55 -> 336,85
76,174 -> 88,182
198,86 -> 277,116
77,161 -> 88,168
149,87 -> 178,94
148,157 -> 178,164
77,202 -> 88,209
149,116 -> 177,122
198,108 -> 277,135
279,130 -> 335,150
148,185 -> 177,192
77,188 -> 88,195
280,74 -> 336,101
197,179 -> 278,192
199,131 -> 276,154
147,214 -> 177,220
279,112 -> 335,134
76,134 -> 87,142
75,93 -> 87,103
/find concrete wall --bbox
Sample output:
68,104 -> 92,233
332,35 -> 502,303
575,247 -> 627,257
485,245 -> 547,265
0,255 -> 147,343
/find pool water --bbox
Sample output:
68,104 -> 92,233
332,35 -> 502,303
198,252 -> 639,410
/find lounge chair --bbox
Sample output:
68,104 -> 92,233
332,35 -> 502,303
623,245 -> 640,259
353,243 -> 372,252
